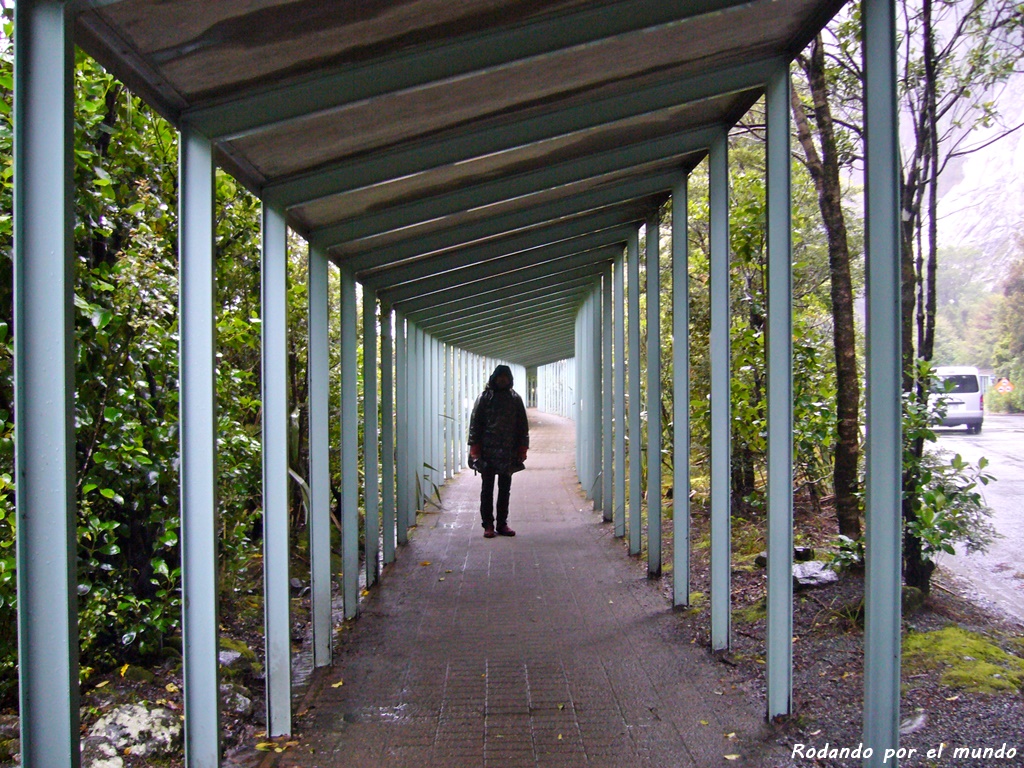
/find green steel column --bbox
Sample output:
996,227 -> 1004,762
646,214 -> 662,578
177,127 -> 220,768
627,227 -> 642,555
766,65 -> 794,719
363,288 -> 380,587
614,254 -> 627,538
593,287 -> 603,509
308,246 -> 332,666
602,270 -> 614,522
672,176 -> 691,608
863,0 -> 903,761
380,303 -> 396,565
13,5 -> 78,763
262,204 -> 292,737
709,128 -> 732,652
340,267 -> 360,620
395,312 -> 410,544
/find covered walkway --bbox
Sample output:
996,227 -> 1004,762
13,2 -> 906,767
274,410 -> 785,768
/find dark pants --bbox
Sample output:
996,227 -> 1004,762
480,470 -> 513,529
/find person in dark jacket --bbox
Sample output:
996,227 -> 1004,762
468,364 -> 529,538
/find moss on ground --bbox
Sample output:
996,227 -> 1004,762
903,626 -> 1024,694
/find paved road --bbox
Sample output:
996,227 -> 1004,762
932,412 -> 1024,623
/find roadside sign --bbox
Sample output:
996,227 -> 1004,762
995,377 -> 1014,394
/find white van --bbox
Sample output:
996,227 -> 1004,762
932,366 -> 985,433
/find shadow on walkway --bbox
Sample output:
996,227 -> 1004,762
274,410 -> 789,767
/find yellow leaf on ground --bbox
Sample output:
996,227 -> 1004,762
165,682 -> 179,693
724,755 -> 741,761
699,720 -> 709,726
331,679 -> 344,688
120,664 -> 129,677
94,680 -> 109,688
420,561 -> 431,566
255,742 -> 275,751
361,589 -> 370,597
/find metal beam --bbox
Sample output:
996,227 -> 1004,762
335,173 -> 675,272
378,233 -> 629,304
177,126 -> 220,768
709,128 -> 731,652
308,245 -> 332,667
672,175 -> 691,608
363,289 -> 380,587
317,128 -> 714,244
263,59 -> 775,209
404,273 -> 598,326
14,4 -> 78,764
262,203 -> 292,737
340,267 -> 360,619
646,213 -> 662,578
863,0 -> 903,761
417,286 -> 592,337
627,226 -> 642,556
614,253 -> 627,538
397,264 -> 606,321
186,0 -> 758,140
381,303 -> 396,565
765,64 -> 794,720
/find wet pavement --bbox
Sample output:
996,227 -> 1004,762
933,412 -> 1024,624
269,410 -> 789,768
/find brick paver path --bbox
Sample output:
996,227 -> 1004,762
274,410 -> 787,768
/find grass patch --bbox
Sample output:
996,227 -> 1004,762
903,626 -> 1024,694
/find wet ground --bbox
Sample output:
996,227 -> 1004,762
933,412 -> 1024,622
266,410 -> 790,768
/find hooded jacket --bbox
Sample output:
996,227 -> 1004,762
467,365 -> 529,475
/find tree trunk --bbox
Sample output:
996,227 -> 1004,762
792,38 -> 862,540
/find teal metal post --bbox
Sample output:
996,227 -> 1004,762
395,312 -> 410,544
602,270 -> 614,522
766,64 -> 794,719
614,254 -> 627,538
672,176 -> 691,606
13,5 -> 78,762
340,268 -> 360,619
177,127 -> 220,767
591,289 -> 602,505
646,214 -> 662,577
381,304 -> 396,564
863,0 -> 903,761
363,289 -> 380,586
709,128 -> 732,652
308,246 -> 332,665
262,204 -> 292,737
627,227 -> 642,555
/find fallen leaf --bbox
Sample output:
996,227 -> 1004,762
120,663 -> 129,677
944,695 -> 960,701
724,754 -> 741,761
726,732 -> 737,740
360,589 -> 370,597
558,734 -> 563,740
255,742 -> 276,751
420,561 -> 431,566
558,704 -> 565,710
165,682 -> 179,693
438,577 -> 445,581
94,680 -> 109,689
445,569 -> 453,573
331,679 -> 344,688
810,730 -> 822,736
700,720 -> 709,726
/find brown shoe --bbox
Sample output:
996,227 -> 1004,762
483,527 -> 496,538
496,525 -> 516,537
